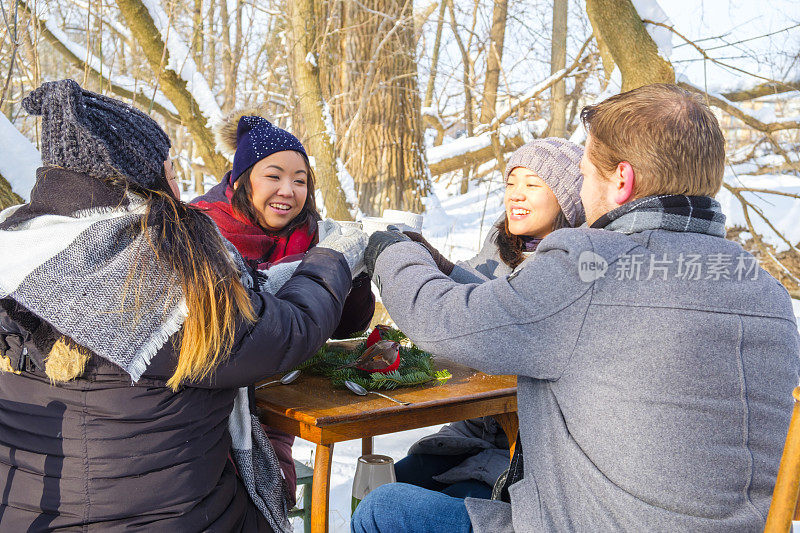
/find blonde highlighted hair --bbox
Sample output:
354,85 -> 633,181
113,171 -> 256,391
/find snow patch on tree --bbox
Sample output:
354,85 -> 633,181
336,159 -> 360,218
305,52 -> 318,68
322,102 -> 336,144
631,0 -> 674,58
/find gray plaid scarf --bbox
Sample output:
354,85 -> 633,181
0,168 -> 291,532
591,194 -> 726,237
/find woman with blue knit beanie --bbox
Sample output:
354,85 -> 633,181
192,110 -> 375,502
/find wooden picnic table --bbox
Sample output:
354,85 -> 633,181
254,354 -> 517,533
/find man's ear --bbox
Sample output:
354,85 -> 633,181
614,161 -> 635,204
233,179 -> 240,190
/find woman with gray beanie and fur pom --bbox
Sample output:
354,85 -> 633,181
0,79 -> 366,531
392,137 -> 585,500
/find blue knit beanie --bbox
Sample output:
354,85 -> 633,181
231,116 -> 307,183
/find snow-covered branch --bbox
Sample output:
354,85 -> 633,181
679,80 -> 800,133
139,0 -> 222,125
21,0 -> 180,122
427,119 -> 547,176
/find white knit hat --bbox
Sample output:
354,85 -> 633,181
505,138 -> 585,227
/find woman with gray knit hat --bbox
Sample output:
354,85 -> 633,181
0,79 -> 366,532
393,137 -> 584,500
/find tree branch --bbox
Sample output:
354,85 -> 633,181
20,1 -> 180,123
679,81 -> 800,133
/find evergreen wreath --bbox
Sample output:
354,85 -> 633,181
294,327 -> 452,391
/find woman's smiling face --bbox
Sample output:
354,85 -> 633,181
241,150 -> 308,232
504,166 -> 561,238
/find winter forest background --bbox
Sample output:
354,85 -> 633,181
1,0 -> 799,529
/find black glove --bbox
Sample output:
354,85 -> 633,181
364,230 -> 411,280
403,231 -> 455,276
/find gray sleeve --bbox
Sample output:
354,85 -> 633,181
449,263 -> 490,284
373,233 -> 593,379
449,227 -> 500,284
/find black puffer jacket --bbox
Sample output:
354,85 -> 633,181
0,247 -> 351,532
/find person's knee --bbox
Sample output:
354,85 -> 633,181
351,483 -> 415,533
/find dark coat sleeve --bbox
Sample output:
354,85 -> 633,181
331,272 -> 375,339
2,248 -> 353,390
143,247 -> 353,389
206,247 -> 353,388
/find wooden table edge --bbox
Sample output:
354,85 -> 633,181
257,393 -> 517,446
256,385 -> 517,427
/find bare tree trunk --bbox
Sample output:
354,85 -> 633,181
447,1 -> 475,194
585,0 -> 674,91
585,10 -> 615,81
220,0 -> 240,112
423,0 -> 448,109
207,1 -> 217,94
288,0 -> 352,220
334,0 -> 429,215
548,0 -> 568,137
192,0 -> 204,76
479,0 -> 507,124
116,0 -> 228,178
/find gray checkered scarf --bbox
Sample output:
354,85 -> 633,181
0,168 -> 290,532
591,194 -> 726,237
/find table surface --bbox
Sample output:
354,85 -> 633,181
254,357 -> 517,444
254,347 -> 517,533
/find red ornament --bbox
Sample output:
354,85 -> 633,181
336,338 -> 401,374
365,324 -> 392,347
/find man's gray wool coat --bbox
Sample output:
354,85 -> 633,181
407,224 -> 517,489
374,225 -> 800,532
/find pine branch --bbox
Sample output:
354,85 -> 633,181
297,326 -> 449,391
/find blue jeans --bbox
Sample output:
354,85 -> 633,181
351,482 -> 473,533
394,453 -> 493,499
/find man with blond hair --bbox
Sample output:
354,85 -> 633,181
353,84 -> 800,532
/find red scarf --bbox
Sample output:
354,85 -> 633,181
192,177 -> 317,269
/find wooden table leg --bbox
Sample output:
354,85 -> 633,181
492,412 -> 519,461
362,436 -> 373,455
311,442 -> 334,533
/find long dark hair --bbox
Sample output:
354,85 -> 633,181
108,167 -> 255,390
230,151 -> 321,236
495,210 -> 570,269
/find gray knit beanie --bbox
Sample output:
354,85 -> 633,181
505,138 -> 585,227
22,79 -> 171,188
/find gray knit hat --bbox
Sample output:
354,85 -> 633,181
505,138 -> 585,227
22,79 -> 171,188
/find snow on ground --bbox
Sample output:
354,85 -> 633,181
0,113 -> 40,201
290,425 -> 443,532
420,174 -> 506,262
